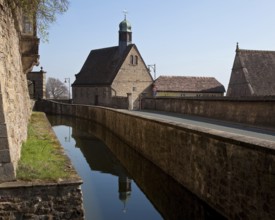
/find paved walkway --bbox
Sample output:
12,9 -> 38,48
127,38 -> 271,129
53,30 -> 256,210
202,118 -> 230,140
125,110 -> 275,142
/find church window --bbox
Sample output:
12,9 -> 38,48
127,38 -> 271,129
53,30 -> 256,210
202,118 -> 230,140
130,55 -> 138,65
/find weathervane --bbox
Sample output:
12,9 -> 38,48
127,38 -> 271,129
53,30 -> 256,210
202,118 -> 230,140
123,10 -> 128,19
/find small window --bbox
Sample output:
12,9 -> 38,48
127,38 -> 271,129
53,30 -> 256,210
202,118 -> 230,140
23,15 -> 33,34
130,55 -> 138,65
133,87 -> 136,92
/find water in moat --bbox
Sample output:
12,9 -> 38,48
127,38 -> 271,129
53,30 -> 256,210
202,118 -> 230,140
47,115 -> 226,220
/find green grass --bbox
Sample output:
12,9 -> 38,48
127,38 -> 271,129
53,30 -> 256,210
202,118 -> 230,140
16,112 -> 76,182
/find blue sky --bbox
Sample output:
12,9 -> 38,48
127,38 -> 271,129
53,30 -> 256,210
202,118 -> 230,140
33,0 -> 275,90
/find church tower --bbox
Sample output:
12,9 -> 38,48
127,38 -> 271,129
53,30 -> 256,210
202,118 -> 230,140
119,14 -> 132,54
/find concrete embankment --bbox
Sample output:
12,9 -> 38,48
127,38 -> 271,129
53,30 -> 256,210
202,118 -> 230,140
36,100 -> 275,220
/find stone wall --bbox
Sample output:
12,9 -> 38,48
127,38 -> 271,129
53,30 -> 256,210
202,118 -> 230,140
0,181 -> 84,219
0,0 -> 36,182
52,116 -> 226,219
111,46 -> 153,109
142,97 -> 275,129
36,100 -> 275,219
27,68 -> 46,99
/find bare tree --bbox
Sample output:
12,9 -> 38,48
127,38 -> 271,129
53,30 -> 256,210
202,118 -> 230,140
9,0 -> 70,41
46,77 -> 68,99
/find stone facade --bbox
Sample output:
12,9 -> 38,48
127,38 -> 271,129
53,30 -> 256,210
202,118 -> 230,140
72,46 -> 153,110
112,46 -> 153,109
0,1 -> 38,182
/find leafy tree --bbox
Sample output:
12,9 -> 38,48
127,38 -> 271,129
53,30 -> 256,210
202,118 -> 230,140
46,77 -> 68,99
9,0 -> 69,41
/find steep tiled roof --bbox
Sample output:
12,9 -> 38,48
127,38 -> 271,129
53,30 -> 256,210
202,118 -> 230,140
154,76 -> 225,93
72,45 -> 134,86
228,49 -> 275,96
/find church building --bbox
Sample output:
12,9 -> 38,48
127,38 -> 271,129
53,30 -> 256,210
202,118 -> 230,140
72,16 -> 153,109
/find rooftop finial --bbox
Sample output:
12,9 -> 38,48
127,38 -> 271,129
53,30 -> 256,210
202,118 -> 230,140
123,10 -> 128,20
236,42 -> 240,52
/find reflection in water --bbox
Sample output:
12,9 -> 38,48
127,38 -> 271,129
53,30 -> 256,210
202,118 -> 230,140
48,115 -> 227,220
118,175 -> 132,213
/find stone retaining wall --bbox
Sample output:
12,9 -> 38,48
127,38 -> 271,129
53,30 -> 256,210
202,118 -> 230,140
36,100 -> 275,220
0,181 -> 84,219
0,0 -> 35,182
142,97 -> 275,129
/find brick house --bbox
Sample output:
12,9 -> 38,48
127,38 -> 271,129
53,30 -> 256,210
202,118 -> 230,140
72,17 -> 153,109
153,76 -> 225,97
227,44 -> 275,97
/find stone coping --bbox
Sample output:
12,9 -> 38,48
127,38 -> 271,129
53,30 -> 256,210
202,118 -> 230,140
41,100 -> 275,154
116,109 -> 275,154
0,178 -> 83,189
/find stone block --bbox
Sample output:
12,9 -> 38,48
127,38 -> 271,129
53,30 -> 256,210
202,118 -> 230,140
0,163 -> 15,182
0,106 -> 4,123
0,137 -> 8,150
0,149 -> 11,163
0,124 -> 7,137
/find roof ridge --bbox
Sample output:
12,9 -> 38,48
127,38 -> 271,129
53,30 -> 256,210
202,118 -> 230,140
91,46 -> 118,52
158,75 -> 215,79
238,49 -> 275,53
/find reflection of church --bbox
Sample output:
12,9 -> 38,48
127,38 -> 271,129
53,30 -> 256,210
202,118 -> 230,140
71,129 -> 132,212
118,172 -> 132,213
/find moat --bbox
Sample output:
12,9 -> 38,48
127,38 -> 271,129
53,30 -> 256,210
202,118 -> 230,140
48,115 -> 226,220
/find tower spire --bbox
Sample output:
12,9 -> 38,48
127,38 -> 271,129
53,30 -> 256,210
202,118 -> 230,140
118,12 -> 132,55
236,42 -> 240,52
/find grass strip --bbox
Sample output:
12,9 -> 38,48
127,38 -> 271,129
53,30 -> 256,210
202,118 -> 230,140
17,112 -> 77,182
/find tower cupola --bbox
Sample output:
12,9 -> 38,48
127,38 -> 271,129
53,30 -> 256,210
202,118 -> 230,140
119,19 -> 132,32
119,14 -> 132,54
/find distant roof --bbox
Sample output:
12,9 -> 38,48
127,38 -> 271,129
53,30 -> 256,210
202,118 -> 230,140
72,45 -> 134,86
154,76 -> 225,93
229,48 -> 275,96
